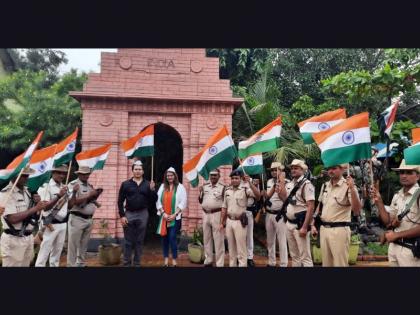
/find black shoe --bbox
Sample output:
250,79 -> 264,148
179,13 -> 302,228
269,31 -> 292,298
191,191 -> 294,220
204,263 -> 213,267
247,259 -> 255,267
163,264 -> 169,267
266,264 -> 275,267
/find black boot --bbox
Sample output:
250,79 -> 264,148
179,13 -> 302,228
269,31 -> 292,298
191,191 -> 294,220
247,259 -> 255,267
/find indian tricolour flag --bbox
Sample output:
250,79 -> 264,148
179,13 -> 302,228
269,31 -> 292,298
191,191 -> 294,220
404,128 -> 420,165
121,125 -> 154,158
412,128 -> 420,145
298,108 -> 346,144
183,125 -> 237,182
313,112 -> 372,167
76,143 -> 112,171
183,152 -> 201,187
0,131 -> 44,185
377,100 -> 399,140
239,154 -> 263,175
238,117 -> 282,159
27,144 -> 57,192
54,128 -> 78,166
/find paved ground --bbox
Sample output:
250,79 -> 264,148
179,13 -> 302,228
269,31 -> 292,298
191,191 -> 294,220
58,247 -> 390,267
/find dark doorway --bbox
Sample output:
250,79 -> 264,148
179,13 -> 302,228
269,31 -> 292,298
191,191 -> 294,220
137,122 -> 183,245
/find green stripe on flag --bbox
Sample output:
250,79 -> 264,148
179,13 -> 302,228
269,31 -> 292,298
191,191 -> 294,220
27,171 -> 51,193
300,132 -> 315,144
189,176 -> 199,188
238,138 -> 279,159
92,160 -> 107,171
54,152 -> 74,167
320,143 -> 372,168
239,164 -> 264,175
199,146 -> 237,180
404,145 -> 420,165
130,146 -> 154,158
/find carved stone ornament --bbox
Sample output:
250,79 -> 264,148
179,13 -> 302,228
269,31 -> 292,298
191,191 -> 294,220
206,117 -> 218,130
119,56 -> 132,70
190,60 -> 203,73
99,114 -> 113,127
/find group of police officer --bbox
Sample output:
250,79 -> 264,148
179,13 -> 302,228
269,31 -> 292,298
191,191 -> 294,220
199,158 -> 420,267
1,155 -> 419,267
0,164 -> 102,267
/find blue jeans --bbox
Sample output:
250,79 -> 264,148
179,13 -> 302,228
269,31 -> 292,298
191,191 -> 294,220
162,219 -> 181,259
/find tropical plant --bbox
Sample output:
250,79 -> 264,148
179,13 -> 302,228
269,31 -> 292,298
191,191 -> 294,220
191,227 -> 203,246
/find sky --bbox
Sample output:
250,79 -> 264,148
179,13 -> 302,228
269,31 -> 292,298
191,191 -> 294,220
58,49 -> 117,74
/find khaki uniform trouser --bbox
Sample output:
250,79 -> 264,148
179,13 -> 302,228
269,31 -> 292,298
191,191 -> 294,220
0,233 -> 34,267
226,218 -> 247,267
203,211 -> 225,267
265,213 -> 288,267
286,221 -> 313,267
67,214 -> 93,267
245,210 -> 254,260
388,243 -> 420,267
35,222 -> 67,267
320,226 -> 350,267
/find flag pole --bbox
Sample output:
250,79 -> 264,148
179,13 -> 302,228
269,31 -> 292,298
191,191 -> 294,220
43,144 -> 58,200
237,156 -> 248,176
65,160 -> 73,185
151,155 -> 154,182
2,167 -> 26,206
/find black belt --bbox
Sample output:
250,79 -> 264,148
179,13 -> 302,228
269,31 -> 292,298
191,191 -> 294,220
51,218 -> 68,224
266,209 -> 279,215
70,212 -> 93,220
203,208 -> 222,214
287,218 -> 299,224
3,229 -> 32,237
321,221 -> 352,228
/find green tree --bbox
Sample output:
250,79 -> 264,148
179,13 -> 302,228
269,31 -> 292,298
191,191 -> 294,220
0,69 -> 86,165
271,49 -> 385,108
6,49 -> 68,86
206,48 -> 269,86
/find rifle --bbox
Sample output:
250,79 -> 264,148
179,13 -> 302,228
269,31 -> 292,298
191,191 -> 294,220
379,188 -> 420,245
275,172 -> 310,223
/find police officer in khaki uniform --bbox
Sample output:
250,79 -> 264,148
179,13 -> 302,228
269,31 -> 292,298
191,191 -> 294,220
0,166 -> 48,267
35,164 -> 69,267
372,160 -> 420,266
311,163 -> 362,267
67,166 -> 102,267
264,162 -> 289,267
219,169 -> 259,267
278,159 -> 315,267
239,172 -> 261,267
199,168 -> 226,267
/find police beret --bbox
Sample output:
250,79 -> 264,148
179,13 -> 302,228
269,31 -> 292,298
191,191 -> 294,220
230,169 -> 243,177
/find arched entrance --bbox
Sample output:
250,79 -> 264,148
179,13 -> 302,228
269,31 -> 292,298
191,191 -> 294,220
136,122 -> 183,244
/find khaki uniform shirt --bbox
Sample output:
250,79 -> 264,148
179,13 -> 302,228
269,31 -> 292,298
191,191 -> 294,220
68,179 -> 97,216
38,178 -> 68,221
389,183 -> 420,233
222,186 -> 253,217
285,176 -> 315,219
201,182 -> 226,211
0,182 -> 33,231
319,178 -> 357,222
266,178 -> 287,210
239,180 -> 258,207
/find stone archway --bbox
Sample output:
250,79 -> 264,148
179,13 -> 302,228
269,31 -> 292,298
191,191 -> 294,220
136,122 -> 184,244
139,122 -> 183,185
70,48 -> 243,244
